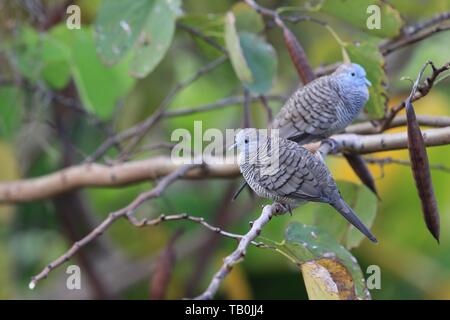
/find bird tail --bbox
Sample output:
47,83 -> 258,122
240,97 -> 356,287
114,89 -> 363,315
330,199 -> 378,243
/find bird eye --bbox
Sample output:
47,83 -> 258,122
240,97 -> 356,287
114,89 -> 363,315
351,72 -> 355,76
244,138 -> 249,143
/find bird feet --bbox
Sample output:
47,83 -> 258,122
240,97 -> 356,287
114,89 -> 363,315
318,138 -> 338,156
273,203 -> 293,216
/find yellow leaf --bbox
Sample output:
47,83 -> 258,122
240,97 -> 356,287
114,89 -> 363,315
301,258 -> 357,300
0,141 -> 20,224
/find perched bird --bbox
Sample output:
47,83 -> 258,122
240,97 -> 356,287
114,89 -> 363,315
232,128 -> 377,243
271,63 -> 371,144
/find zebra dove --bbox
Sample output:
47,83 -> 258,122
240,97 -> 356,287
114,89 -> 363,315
232,128 -> 377,243
271,63 -> 371,144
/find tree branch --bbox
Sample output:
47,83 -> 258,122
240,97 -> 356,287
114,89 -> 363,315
346,115 -> 450,134
162,94 -> 284,118
28,172 -> 271,290
2,126 -> 450,204
363,156 -> 450,174
86,55 -> 228,163
380,11 -> 450,56
194,204 -> 283,300
28,164 -> 200,289
379,61 -> 450,132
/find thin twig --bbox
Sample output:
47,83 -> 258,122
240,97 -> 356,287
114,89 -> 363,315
363,156 -> 450,173
242,89 -> 251,128
379,61 -> 450,132
28,164 -> 200,289
162,95 -> 284,118
177,22 -> 227,54
194,204 -> 284,300
30,205 -> 270,290
259,95 -> 274,124
86,56 -> 228,163
381,11 -> 450,56
402,11 -> 450,35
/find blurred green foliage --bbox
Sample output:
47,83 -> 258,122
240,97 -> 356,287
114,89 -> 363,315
0,0 -> 449,300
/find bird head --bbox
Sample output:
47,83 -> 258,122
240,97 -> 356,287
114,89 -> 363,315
334,63 -> 371,88
232,128 -> 263,154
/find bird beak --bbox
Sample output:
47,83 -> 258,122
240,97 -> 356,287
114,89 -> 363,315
228,143 -> 237,151
365,78 -> 372,87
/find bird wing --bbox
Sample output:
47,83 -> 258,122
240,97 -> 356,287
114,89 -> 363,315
257,142 -> 330,202
271,77 -> 341,144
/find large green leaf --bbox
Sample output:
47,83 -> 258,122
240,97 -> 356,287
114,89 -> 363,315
40,36 -> 72,89
239,32 -> 277,94
71,31 -> 134,118
313,180 -> 378,249
224,12 -> 253,83
346,41 -> 387,118
95,0 -> 181,78
320,0 -> 403,38
231,2 -> 264,34
0,86 -> 23,139
277,222 -> 371,300
129,0 -> 179,77
224,12 -> 277,94
14,27 -> 41,82
51,26 -> 135,119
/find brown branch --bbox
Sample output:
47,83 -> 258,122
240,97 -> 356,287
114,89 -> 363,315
327,126 -> 450,155
0,157 -> 240,203
2,126 -> 450,204
28,164 -> 200,289
244,0 -> 315,84
150,228 -> 184,300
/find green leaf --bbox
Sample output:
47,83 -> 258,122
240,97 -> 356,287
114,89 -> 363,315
346,41 -> 387,118
313,180 -> 378,249
178,14 -> 225,57
0,86 -> 23,139
129,0 -> 179,77
224,12 -> 277,94
239,32 -> 277,94
14,26 -> 71,89
320,0 -> 403,38
231,2 -> 264,33
40,36 -> 72,89
278,222 -> 371,300
224,12 -> 253,83
72,31 -> 135,119
51,26 -> 135,119
14,26 -> 41,83
95,0 -> 181,78
95,0 -> 155,65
